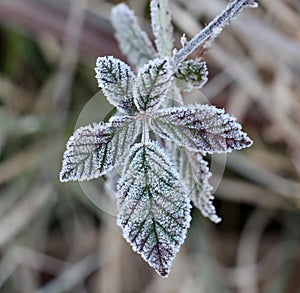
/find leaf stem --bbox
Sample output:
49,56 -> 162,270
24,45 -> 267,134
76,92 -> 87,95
172,0 -> 258,68
142,117 -> 150,144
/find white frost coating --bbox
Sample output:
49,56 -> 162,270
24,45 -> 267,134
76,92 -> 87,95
150,0 -> 174,56
116,141 -> 191,277
60,116 -> 141,182
95,56 -> 137,115
111,4 -> 156,68
173,0 -> 259,67
175,149 -> 221,223
150,104 -> 253,154
133,58 -> 173,112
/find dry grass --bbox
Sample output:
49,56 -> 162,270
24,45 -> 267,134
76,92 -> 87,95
0,0 -> 299,292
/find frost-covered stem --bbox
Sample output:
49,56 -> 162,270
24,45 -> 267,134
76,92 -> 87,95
172,0 -> 258,68
142,117 -> 150,144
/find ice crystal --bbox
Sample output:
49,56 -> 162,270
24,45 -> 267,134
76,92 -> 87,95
60,0 -> 257,277
117,142 -> 191,277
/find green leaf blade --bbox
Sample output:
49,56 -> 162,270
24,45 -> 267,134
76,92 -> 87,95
60,116 -> 141,182
117,141 -> 191,277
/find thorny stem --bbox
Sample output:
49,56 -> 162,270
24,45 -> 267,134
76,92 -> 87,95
172,0 -> 258,69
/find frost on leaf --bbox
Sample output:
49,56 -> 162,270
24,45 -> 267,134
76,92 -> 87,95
175,60 -> 208,92
60,116 -> 141,182
174,148 -> 221,223
150,0 -> 174,56
133,58 -> 173,112
150,104 -> 253,154
116,141 -> 191,277
95,56 -> 137,115
111,4 -> 155,68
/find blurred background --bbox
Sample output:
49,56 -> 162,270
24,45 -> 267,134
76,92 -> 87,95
0,0 -> 300,292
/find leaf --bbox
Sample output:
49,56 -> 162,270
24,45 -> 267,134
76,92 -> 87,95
111,4 -> 156,68
95,56 -> 137,115
133,58 -> 173,112
60,116 -> 141,182
174,148 -> 221,223
150,104 -> 253,154
150,0 -> 174,56
175,60 -> 208,92
116,141 -> 191,277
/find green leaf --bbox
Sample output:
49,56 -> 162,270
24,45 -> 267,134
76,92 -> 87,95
150,0 -> 174,56
174,148 -> 221,223
133,58 -> 173,112
175,60 -> 208,92
95,56 -> 137,115
150,104 -> 253,154
111,4 -> 156,68
117,141 -> 191,277
60,116 -> 141,182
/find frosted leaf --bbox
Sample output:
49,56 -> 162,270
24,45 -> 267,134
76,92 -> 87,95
116,141 -> 191,277
95,56 -> 137,115
174,148 -> 221,223
150,104 -> 253,154
60,116 -> 141,182
175,60 -> 208,92
150,0 -> 174,56
111,4 -> 156,68
133,58 -> 173,112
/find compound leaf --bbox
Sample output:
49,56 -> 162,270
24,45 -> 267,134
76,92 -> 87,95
133,58 -> 173,112
60,116 -> 141,182
174,148 -> 221,223
150,104 -> 253,154
95,56 -> 137,115
111,4 -> 156,68
175,60 -> 208,92
150,0 -> 174,56
117,141 -> 191,277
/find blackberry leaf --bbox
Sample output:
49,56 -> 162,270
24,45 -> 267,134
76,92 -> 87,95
150,0 -> 174,56
111,4 -> 156,68
117,141 -> 191,277
150,104 -> 253,154
133,58 -> 173,112
95,56 -> 137,115
60,116 -> 141,182
174,148 -> 221,223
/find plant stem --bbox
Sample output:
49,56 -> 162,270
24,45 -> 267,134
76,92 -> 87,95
142,117 -> 150,144
172,0 -> 258,68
